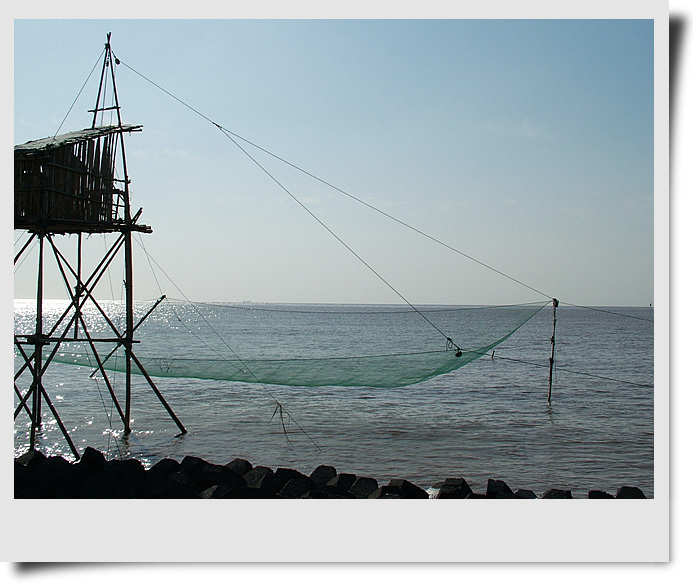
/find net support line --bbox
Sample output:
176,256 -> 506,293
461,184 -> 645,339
115,56 -> 556,303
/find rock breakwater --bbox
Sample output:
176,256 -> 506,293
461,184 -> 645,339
14,448 -> 648,499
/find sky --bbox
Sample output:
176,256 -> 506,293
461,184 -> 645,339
12,17 -> 657,306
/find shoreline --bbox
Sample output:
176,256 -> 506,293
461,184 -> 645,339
14,447 -> 648,499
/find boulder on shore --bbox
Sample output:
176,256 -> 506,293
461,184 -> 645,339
435,478 -> 473,499
326,473 -> 357,492
486,478 -> 514,498
542,489 -> 573,499
310,465 -> 337,487
616,486 -> 647,499
349,477 -> 379,498
225,458 -> 253,477
388,479 -> 429,499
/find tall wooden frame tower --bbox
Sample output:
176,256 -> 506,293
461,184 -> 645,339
14,34 -> 185,459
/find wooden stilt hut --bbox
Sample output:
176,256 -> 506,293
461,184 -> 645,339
14,34 -> 185,459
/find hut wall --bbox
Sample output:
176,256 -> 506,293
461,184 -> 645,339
15,134 -> 120,230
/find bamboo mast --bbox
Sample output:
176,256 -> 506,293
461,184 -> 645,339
548,298 -> 559,403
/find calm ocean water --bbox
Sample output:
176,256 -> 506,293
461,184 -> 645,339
14,299 -> 654,497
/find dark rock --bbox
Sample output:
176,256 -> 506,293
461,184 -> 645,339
148,477 -> 201,499
327,473 -> 357,492
616,486 -> 647,499
107,458 -> 147,491
226,486 -> 280,499
76,447 -> 107,474
168,469 -> 197,488
180,455 -> 210,477
108,457 -> 145,476
369,486 -> 403,499
312,484 -> 355,498
16,450 -> 47,468
146,458 -> 180,485
274,468 -> 314,492
300,489 -> 336,499
38,455 -> 74,473
279,477 -> 316,498
163,456 -> 210,492
514,489 -> 538,499
38,455 -> 78,497
16,455 -> 77,498
14,461 -> 32,497
79,458 -> 147,498
465,493 -> 488,499
436,478 -> 473,499
542,489 -> 573,499
225,458 -> 253,476
197,463 -> 246,492
588,490 -> 615,499
310,465 -> 337,487
199,484 -> 237,499
243,466 -> 281,493
80,471 -> 129,498
349,477 -> 379,498
486,478 -> 513,498
388,479 -> 429,499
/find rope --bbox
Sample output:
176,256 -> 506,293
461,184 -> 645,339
216,126 -> 465,352
559,302 -> 654,322
166,298 -> 549,315
14,237 -> 38,273
84,347 -> 125,461
54,49 -> 105,137
485,353 -> 654,389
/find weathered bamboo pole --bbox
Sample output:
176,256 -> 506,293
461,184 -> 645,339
548,298 -> 559,403
30,235 -> 45,449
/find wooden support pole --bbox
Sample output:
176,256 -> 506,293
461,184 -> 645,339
123,225 -> 134,436
130,352 -> 187,435
39,384 -> 80,460
30,234 -> 45,450
548,298 -> 559,403
89,295 -> 166,377
74,233 -> 82,339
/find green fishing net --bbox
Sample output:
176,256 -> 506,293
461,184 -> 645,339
19,299 -> 548,388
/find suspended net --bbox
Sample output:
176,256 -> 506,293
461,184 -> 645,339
18,298 -> 549,388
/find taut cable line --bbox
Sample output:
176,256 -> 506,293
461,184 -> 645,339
484,353 -> 654,390
54,49 -> 106,138
114,56 -> 554,304
559,302 -> 654,322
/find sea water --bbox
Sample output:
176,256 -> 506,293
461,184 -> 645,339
13,300 -> 655,497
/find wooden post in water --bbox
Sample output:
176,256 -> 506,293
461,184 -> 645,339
548,298 -> 559,403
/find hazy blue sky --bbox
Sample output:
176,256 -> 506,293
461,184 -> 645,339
13,18 -> 655,306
